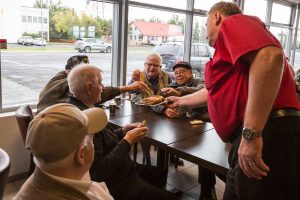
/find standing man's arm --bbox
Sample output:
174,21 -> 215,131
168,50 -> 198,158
166,88 -> 208,108
239,46 -> 284,179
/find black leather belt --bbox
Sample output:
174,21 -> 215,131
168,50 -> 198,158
270,108 -> 300,118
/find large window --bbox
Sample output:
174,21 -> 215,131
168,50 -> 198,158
0,0 -> 113,110
0,0 -> 299,112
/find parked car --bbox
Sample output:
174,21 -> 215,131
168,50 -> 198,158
33,38 -> 47,46
17,36 -> 34,46
74,38 -> 112,53
153,42 -> 214,78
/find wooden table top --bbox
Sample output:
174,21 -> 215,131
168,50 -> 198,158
166,129 -> 230,175
107,100 -> 230,175
109,106 -> 214,148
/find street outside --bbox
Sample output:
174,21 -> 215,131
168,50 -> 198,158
1,43 -> 300,108
1,44 -> 153,108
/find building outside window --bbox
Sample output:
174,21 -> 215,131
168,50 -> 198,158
22,15 -> 26,22
27,16 -> 32,23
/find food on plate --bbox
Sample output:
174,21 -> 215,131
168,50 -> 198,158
189,120 -> 204,125
140,95 -> 165,105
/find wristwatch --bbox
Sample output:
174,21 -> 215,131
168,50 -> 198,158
241,128 -> 262,140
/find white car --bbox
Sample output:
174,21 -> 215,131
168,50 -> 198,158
33,38 -> 47,46
74,38 -> 112,53
17,36 -> 34,45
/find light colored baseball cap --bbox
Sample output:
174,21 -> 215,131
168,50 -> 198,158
26,103 -> 107,163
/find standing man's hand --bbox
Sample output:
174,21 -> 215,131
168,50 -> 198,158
165,96 -> 182,108
238,137 -> 270,179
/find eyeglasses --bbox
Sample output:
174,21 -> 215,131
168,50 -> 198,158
174,70 -> 188,76
80,57 -> 89,64
144,63 -> 161,68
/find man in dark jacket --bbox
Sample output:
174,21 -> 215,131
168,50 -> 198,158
152,61 -> 209,120
67,64 -> 179,200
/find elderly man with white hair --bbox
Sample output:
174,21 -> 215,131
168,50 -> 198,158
14,103 -> 113,200
67,64 -> 179,200
131,53 -> 172,102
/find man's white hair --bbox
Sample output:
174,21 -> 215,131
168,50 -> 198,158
145,53 -> 162,65
67,64 -> 103,97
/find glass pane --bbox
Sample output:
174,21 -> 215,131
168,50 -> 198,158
130,0 -> 187,10
194,0 -> 232,11
244,0 -> 267,22
269,26 -> 289,54
271,3 -> 291,24
127,6 -> 186,83
191,15 -> 213,80
1,0 -> 113,108
293,28 -> 300,72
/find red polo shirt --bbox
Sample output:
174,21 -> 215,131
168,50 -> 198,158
205,14 -> 300,142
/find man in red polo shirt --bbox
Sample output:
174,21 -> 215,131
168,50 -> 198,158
166,2 -> 300,200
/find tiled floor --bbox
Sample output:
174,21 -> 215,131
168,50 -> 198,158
4,144 -> 225,200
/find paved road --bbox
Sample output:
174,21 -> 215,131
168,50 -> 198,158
2,50 -> 149,90
1,49 -> 151,107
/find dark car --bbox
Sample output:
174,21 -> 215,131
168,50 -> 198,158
153,42 -> 214,79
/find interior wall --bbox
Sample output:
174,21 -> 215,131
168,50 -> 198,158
0,113 -> 30,178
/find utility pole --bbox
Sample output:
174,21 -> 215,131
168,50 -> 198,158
102,2 -> 105,19
40,0 -> 44,40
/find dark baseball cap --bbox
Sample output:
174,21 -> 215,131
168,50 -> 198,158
65,55 -> 89,70
173,61 -> 192,71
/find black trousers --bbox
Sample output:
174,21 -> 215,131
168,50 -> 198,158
113,164 -> 179,200
223,116 -> 300,200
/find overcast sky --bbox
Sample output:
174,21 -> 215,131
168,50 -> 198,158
19,0 -> 289,26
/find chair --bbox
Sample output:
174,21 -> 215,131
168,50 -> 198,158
0,148 -> 11,200
15,105 -> 35,176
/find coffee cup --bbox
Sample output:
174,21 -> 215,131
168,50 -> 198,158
114,96 -> 122,106
109,103 -> 117,114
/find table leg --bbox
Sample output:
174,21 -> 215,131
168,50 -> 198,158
156,148 -> 169,176
198,166 -> 217,200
